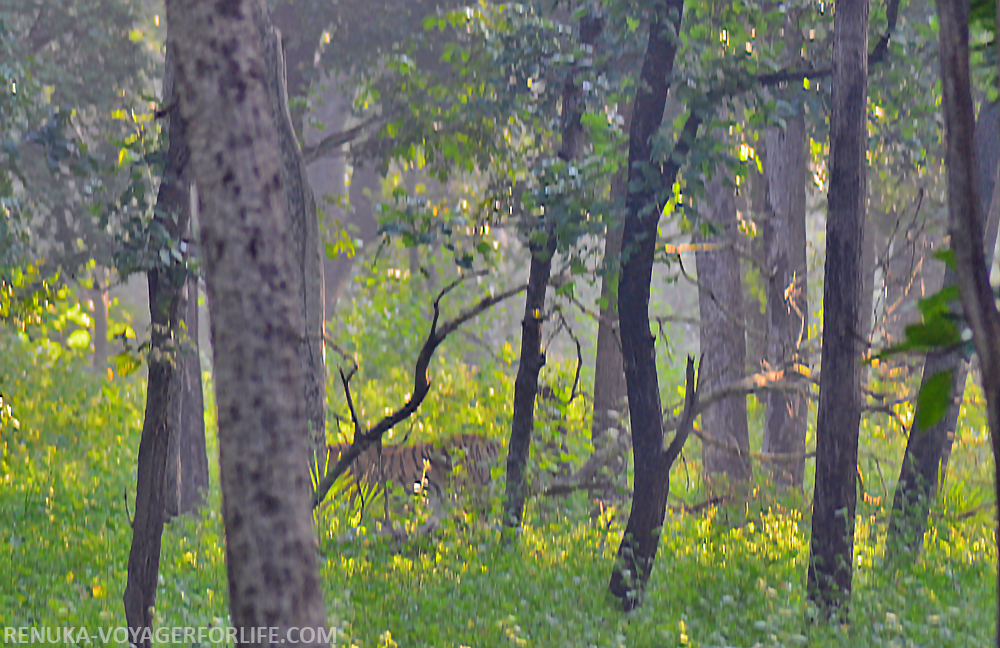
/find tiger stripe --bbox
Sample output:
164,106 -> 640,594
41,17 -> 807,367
326,435 -> 502,505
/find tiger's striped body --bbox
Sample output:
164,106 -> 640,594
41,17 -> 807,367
326,435 -> 502,514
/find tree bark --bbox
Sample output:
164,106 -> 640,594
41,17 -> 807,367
887,100 -> 1000,557
255,8 -> 328,468
504,12 -> 600,528
934,2 -> 1000,643
761,116 -> 809,487
695,168 -> 751,482
91,268 -> 109,373
122,41 -> 191,647
163,270 -> 209,517
503,242 -> 555,528
608,0 -> 688,610
590,221 -> 628,493
806,0 -> 868,617
591,103 -> 632,500
166,0 -> 329,641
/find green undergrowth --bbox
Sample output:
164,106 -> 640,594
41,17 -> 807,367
0,327 -> 997,647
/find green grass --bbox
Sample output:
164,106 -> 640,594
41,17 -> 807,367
0,328 -> 996,647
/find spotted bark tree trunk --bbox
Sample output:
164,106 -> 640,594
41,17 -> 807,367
166,0 -> 329,641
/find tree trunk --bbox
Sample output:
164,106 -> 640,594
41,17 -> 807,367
935,3 -> 1000,644
163,270 -> 209,518
166,0 -> 329,641
269,0 -> 326,135
504,12 -> 600,528
695,168 -> 751,482
323,162 -> 381,308
591,102 -> 632,501
608,1 -> 687,610
91,268 -> 109,373
122,42 -> 191,647
806,0 -> 868,617
761,116 -> 809,486
744,146 -> 768,374
256,8 -> 328,468
887,100 -> 1000,557
590,221 -> 628,493
503,241 -> 555,527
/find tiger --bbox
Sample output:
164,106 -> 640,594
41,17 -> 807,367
325,434 -> 503,537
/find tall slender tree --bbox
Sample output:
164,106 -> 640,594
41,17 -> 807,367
807,0 -> 869,616
608,0 -> 693,609
505,11 -> 602,529
695,168 -> 751,482
761,113 -> 809,487
166,0 -> 329,640
933,1 -> 1000,643
887,100 -> 1000,556
122,41 -> 193,646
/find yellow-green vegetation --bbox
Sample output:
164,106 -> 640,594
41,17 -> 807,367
0,316 -> 996,647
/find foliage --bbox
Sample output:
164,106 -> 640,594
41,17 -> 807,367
1,330 -> 994,645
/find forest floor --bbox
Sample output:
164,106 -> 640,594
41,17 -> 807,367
0,330 -> 995,647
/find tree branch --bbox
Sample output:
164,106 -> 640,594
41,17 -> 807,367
300,114 -> 385,164
313,278 -> 527,507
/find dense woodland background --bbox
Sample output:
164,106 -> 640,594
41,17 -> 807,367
1,0 -> 1000,645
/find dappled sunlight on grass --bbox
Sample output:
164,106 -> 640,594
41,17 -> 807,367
0,328 -> 996,647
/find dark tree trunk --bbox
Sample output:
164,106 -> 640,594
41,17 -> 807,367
887,100 -> 1000,557
935,3 -> 1000,644
761,116 -> 809,486
122,42 -> 191,647
167,0 -> 330,640
163,270 -> 209,518
608,1 -> 688,610
807,0 -> 868,617
504,242 -> 555,527
504,12 -> 600,528
695,168 -> 751,482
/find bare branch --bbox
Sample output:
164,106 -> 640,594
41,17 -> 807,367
313,279 -> 527,507
664,355 -> 700,467
301,114 -> 385,164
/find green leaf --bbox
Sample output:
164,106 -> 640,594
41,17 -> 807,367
916,370 -> 954,431
66,329 -> 91,350
934,249 -> 956,269
918,285 -> 960,318
114,351 -> 143,377
903,318 -> 961,349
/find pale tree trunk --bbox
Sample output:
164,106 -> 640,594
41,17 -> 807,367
744,147 -> 768,373
166,0 -> 329,641
590,106 -> 631,500
255,8 -> 328,468
761,116 -> 808,487
90,267 -> 109,373
695,168 -> 751,482
807,0 -> 868,617
504,12 -> 600,528
324,163 -> 381,308
590,222 -> 628,491
123,42 -> 192,647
